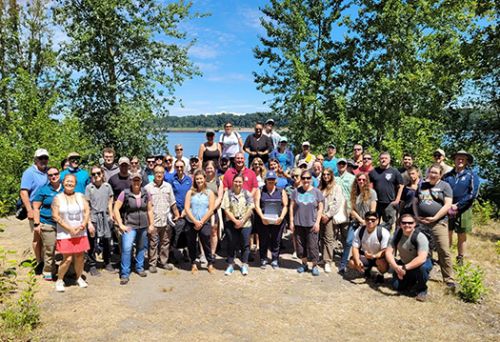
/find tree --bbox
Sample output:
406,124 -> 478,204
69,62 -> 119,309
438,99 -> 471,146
54,0 -> 201,156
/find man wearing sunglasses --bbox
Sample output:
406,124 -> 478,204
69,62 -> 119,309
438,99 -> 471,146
144,155 -> 157,184
20,148 -> 50,274
60,152 -> 90,194
174,144 -> 190,173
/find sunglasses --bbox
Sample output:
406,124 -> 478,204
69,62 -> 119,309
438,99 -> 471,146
166,159 -> 173,162
253,163 -> 263,166
357,178 -> 367,182
48,172 -> 59,177
91,172 -> 102,176
366,218 -> 377,222
363,157 -> 372,160
175,165 -> 184,169
293,174 -> 301,178
354,148 -> 362,151
69,158 -> 80,162
433,154 -> 442,158
301,176 -> 312,180
401,221 -> 415,225
131,161 -> 139,165
175,148 -> 183,151
38,156 -> 49,161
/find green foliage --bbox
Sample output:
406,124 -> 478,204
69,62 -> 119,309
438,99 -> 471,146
495,241 -> 500,256
454,262 -> 487,303
0,247 -> 18,301
472,200 -> 496,225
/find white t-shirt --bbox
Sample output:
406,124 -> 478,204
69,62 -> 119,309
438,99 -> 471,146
219,132 -> 241,158
352,226 -> 390,255
55,193 -> 87,240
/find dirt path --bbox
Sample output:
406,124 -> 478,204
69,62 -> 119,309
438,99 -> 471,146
1,217 -> 498,341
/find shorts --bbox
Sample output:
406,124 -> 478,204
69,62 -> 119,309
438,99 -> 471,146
449,208 -> 473,233
56,236 -> 90,254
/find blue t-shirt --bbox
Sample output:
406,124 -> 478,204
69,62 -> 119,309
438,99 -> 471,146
60,168 -> 90,194
276,177 -> 289,188
20,165 -> 48,202
270,149 -> 294,171
32,183 -> 63,225
323,157 -> 339,176
167,174 -> 192,212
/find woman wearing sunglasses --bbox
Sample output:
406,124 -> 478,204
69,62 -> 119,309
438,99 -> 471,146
32,166 -> 63,281
338,172 -> 377,274
251,157 -> 267,188
289,170 -> 324,276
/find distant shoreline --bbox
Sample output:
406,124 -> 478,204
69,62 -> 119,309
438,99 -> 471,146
166,127 -> 254,133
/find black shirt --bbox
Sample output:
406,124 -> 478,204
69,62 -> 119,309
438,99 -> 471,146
108,173 -> 131,200
244,134 -> 273,166
369,167 -> 403,204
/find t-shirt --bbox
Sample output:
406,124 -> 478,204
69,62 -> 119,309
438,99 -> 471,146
335,172 -> 355,204
291,187 -> 324,227
244,134 -> 273,166
108,173 -> 131,199
219,131 -> 242,158
20,165 -> 48,202
352,226 -> 390,254
223,167 -> 258,193
391,230 -> 429,264
167,174 -> 192,212
263,130 -> 282,150
60,168 -> 91,194
323,157 -> 339,176
85,183 -> 113,222
355,189 -> 378,218
369,167 -> 403,203
32,183 -> 63,225
416,181 -> 453,219
101,163 -> 119,181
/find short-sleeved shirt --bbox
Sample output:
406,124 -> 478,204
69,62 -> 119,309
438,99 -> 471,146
391,231 -> 429,264
352,226 -> 390,255
32,183 -> 63,225
20,165 -> 48,202
101,163 -> 119,181
219,131 -> 242,159
369,167 -> 403,203
167,173 -> 192,212
60,168 -> 91,194
108,173 -> 131,199
221,190 -> 254,228
323,157 -> 339,176
416,180 -> 453,220
355,189 -> 378,218
291,187 -> 324,227
145,181 -> 176,227
244,134 -> 273,166
223,167 -> 258,193
85,182 -> 113,222
335,172 -> 355,204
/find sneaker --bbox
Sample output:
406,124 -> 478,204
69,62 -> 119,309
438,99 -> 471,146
241,264 -> 249,276
43,273 -> 53,281
324,262 -> 332,273
77,277 -> 88,288
456,255 -> 464,266
55,279 -> 65,292
89,266 -> 100,277
375,274 -> 385,284
207,264 -> 216,274
120,277 -> 129,285
364,267 -> 372,278
271,260 -> 279,269
292,252 -> 298,259
163,264 -> 174,271
311,266 -> 320,276
34,261 -> 44,275
105,264 -> 117,273
297,264 -> 309,274
136,270 -> 147,277
191,264 -> 198,274
224,265 -> 234,276
149,266 -> 158,274
338,267 -> 346,276
416,291 -> 428,302
260,260 -> 268,269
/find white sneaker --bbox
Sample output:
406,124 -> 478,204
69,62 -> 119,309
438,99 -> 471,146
55,280 -> 65,292
324,262 -> 332,273
292,252 -> 298,259
77,277 -> 88,288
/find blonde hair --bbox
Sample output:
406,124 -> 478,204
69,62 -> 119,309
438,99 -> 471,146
350,172 -> 371,210
251,157 -> 267,178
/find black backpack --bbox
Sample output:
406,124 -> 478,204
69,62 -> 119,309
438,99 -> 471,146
358,225 -> 383,253
393,226 -> 431,259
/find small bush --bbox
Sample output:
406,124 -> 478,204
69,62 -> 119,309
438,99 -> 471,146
472,200 -> 495,225
454,262 -> 487,303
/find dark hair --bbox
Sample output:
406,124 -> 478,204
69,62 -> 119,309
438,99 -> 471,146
428,163 -> 444,175
364,211 -> 379,219
60,158 -> 68,169
399,213 -> 416,223
403,153 -> 413,159
102,147 -> 115,156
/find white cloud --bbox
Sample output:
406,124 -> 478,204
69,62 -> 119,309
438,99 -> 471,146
205,73 -> 251,83
239,7 -> 265,33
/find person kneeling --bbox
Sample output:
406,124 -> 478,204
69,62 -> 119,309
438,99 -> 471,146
385,213 -> 433,302
348,211 -> 390,283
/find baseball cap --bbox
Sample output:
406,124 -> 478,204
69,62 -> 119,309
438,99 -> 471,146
118,157 -> 130,165
190,155 -> 199,161
337,158 -> 347,164
328,143 -> 336,149
34,148 -> 49,158
129,172 -> 142,180
265,170 -> 277,180
206,129 -> 215,135
434,148 -> 446,158
346,159 -> 359,169
279,137 -> 288,143
302,141 -> 310,147
265,118 -> 275,125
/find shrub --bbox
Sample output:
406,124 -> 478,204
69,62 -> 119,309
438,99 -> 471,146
454,262 -> 487,303
472,200 -> 495,225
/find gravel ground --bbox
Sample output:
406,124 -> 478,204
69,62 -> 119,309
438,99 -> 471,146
1,217 -> 498,341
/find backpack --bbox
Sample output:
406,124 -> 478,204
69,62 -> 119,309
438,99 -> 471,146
393,226 -> 431,259
221,131 -> 241,144
358,225 -> 383,253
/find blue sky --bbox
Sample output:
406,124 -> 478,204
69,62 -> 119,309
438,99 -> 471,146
169,0 -> 271,116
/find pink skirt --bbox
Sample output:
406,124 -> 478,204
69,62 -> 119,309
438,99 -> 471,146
56,236 -> 90,254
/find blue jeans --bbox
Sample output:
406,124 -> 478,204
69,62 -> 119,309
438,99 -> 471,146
120,228 -> 148,278
340,221 -> 358,269
392,258 -> 433,294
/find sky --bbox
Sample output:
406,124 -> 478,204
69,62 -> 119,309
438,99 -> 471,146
169,0 -> 271,116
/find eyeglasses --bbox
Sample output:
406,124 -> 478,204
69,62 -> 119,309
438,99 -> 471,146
175,165 -> 184,169
366,218 -> 377,222
48,172 -> 59,177
147,160 -> 155,164
354,148 -> 362,151
131,161 -> 139,165
363,157 -> 372,160
357,178 -> 367,182
301,176 -> 312,180
91,172 -> 102,176
175,148 -> 183,151
401,221 -> 415,225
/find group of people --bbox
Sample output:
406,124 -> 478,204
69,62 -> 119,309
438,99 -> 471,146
20,119 -> 480,301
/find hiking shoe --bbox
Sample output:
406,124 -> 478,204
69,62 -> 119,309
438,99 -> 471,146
77,277 -> 88,288
375,274 -> 385,284
43,273 -> 53,281
260,260 -> 268,269
271,260 -> 279,269
163,263 -> 174,271
55,279 -> 65,292
241,264 -> 249,276
207,264 -> 216,274
324,262 -> 332,273
338,267 -> 346,276
149,266 -> 158,274
297,264 -> 309,274
456,255 -> 464,266
446,282 -> 457,292
292,252 -> 298,259
364,267 -> 372,278
120,277 -> 129,285
224,265 -> 234,276
34,261 -> 44,275
105,264 -> 117,273
311,266 -> 320,276
191,264 -> 198,274
416,291 -> 428,302
89,266 -> 100,277
136,270 -> 147,277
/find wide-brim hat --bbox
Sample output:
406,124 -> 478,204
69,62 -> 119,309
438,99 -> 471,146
451,150 -> 473,164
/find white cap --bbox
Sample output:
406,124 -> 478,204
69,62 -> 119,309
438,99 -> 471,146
34,149 -> 49,158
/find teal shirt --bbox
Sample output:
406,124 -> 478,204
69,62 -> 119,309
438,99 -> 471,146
335,172 -> 355,209
60,168 -> 90,194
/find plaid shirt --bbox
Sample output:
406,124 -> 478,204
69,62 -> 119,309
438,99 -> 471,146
145,181 -> 176,227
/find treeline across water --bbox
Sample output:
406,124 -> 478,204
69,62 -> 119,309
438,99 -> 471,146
157,112 -> 288,129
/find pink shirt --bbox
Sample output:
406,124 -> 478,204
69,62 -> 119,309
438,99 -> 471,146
223,167 -> 258,192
